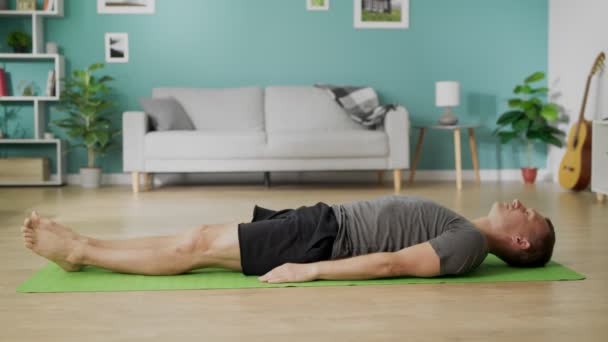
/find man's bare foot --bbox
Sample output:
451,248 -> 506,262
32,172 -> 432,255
33,213 -> 86,243
22,211 -> 84,272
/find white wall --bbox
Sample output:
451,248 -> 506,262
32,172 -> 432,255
548,0 -> 608,182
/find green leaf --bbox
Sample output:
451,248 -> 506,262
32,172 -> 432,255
524,72 -> 545,83
497,131 -> 518,144
540,104 -> 559,121
88,63 -> 105,72
508,98 -> 522,108
513,117 -> 530,132
531,87 -> 549,94
84,133 -> 97,146
540,134 -> 563,147
496,111 -> 524,126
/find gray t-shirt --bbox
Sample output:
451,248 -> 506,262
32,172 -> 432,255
330,195 -> 488,275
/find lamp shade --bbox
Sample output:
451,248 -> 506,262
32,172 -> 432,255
435,81 -> 460,107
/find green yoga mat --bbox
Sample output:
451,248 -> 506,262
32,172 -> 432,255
17,255 -> 584,293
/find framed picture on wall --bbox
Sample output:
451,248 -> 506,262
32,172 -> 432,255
105,33 -> 129,63
97,0 -> 155,14
307,0 -> 330,11
354,0 -> 409,29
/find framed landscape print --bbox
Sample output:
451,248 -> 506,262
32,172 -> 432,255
105,33 -> 129,63
354,0 -> 409,29
307,0 -> 330,11
98,0 -> 155,14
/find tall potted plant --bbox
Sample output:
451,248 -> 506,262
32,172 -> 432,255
53,63 -> 120,188
494,72 -> 565,184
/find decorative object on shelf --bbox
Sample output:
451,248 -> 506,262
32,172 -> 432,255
559,52 -> 605,191
53,63 -> 120,188
43,0 -> 57,12
17,80 -> 36,96
43,132 -> 54,140
7,31 -> 32,53
0,0 -> 8,10
0,130 -> 4,139
46,42 -> 59,54
97,0 -> 155,14
494,71 -> 564,184
307,0 -> 329,11
105,33 -> 129,63
16,0 -> 36,11
436,81 -> 460,125
0,68 -> 8,96
354,0 -> 409,29
46,70 -> 56,97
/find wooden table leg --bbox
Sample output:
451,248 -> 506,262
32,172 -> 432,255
454,129 -> 462,190
393,169 -> 402,193
409,128 -> 426,185
468,128 -> 480,185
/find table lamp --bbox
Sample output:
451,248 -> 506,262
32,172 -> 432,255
436,81 -> 460,125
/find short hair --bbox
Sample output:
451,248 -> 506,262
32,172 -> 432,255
498,218 -> 556,268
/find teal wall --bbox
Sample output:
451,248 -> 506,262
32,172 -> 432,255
1,0 -> 549,173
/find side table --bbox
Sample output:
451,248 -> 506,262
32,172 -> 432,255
409,125 -> 481,190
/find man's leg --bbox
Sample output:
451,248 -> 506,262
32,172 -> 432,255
22,212 -> 242,275
31,214 -> 240,250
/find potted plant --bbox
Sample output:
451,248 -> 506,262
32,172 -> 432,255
53,63 -> 120,188
7,31 -> 31,53
494,72 -> 565,184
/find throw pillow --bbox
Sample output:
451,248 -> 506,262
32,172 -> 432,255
139,97 -> 195,131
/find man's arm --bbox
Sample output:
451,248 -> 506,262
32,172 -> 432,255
258,242 -> 440,284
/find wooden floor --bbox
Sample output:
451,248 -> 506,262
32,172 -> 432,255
0,181 -> 606,341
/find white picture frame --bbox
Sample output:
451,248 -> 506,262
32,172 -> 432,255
97,0 -> 155,15
354,0 -> 409,29
105,33 -> 129,63
307,0 -> 330,11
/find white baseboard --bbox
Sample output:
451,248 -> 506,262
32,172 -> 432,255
57,169 -> 552,186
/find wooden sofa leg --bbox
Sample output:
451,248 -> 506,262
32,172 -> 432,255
377,170 -> 384,185
143,173 -> 154,191
132,172 -> 140,193
393,169 -> 402,193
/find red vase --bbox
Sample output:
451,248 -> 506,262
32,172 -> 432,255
521,168 -> 538,184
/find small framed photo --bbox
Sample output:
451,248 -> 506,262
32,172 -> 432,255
354,0 -> 409,29
307,0 -> 330,11
97,0 -> 155,15
105,33 -> 129,63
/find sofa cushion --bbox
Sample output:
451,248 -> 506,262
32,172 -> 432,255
266,131 -> 388,158
152,87 -> 265,131
139,97 -> 195,131
264,86 -> 367,132
144,131 -> 266,160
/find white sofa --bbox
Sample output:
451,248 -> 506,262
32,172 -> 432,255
123,86 -> 410,192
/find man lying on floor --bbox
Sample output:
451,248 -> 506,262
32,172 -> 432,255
20,195 -> 555,284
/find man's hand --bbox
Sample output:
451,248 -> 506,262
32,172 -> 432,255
258,263 -> 318,284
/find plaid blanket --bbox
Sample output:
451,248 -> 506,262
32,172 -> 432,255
315,85 -> 396,127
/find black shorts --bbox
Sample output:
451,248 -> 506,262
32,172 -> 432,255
238,202 -> 338,276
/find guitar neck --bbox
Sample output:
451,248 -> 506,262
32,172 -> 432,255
574,74 -> 593,142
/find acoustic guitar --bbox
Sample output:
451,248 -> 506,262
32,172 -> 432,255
559,52 -> 606,191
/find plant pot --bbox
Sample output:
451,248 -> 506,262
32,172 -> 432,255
80,167 -> 102,188
521,167 -> 538,184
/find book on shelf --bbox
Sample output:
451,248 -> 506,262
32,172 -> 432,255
44,0 -> 56,12
0,68 -> 8,97
46,70 -> 56,97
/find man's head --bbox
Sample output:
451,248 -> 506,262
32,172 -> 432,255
487,199 -> 556,267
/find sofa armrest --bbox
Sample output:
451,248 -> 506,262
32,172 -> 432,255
384,105 -> 410,169
123,111 -> 149,172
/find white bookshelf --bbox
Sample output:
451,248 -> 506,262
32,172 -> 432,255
0,0 -> 66,187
